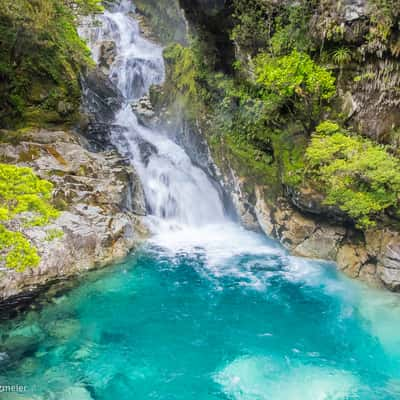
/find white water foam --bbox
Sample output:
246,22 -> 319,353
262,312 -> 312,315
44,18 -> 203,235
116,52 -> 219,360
78,0 -> 400,363
81,1 -> 226,231
215,356 -> 359,400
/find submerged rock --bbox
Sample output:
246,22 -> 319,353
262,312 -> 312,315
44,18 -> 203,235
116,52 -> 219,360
47,319 -> 81,341
0,394 -> 42,400
59,386 -> 93,400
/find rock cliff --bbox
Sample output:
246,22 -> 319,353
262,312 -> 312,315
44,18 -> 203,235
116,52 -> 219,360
141,0 -> 400,291
0,128 -> 147,305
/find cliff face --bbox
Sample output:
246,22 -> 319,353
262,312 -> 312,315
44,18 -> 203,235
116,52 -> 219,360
308,0 -> 400,144
140,0 -> 400,291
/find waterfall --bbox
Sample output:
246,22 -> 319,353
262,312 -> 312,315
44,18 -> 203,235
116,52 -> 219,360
80,1 -> 227,230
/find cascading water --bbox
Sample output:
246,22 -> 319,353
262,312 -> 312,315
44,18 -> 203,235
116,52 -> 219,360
80,0 -> 226,231
3,2 -> 400,400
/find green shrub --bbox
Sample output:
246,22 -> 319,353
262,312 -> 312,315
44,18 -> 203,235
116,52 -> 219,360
0,163 -> 59,271
231,0 -> 274,52
163,44 -> 198,108
254,50 -> 336,133
0,225 -> 40,272
305,122 -> 400,228
231,0 -> 316,55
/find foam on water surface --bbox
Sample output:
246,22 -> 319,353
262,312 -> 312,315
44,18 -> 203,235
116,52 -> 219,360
215,356 -> 359,400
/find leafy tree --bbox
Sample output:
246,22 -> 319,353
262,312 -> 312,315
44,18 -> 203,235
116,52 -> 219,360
305,122 -> 400,228
254,50 -> 336,133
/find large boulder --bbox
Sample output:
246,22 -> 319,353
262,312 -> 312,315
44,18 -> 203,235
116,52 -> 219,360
81,69 -> 123,124
0,129 -> 147,304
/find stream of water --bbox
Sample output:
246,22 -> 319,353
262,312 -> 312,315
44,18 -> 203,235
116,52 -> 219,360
1,2 -> 400,399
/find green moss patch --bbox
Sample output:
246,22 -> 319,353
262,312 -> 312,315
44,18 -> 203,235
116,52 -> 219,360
0,163 -> 60,271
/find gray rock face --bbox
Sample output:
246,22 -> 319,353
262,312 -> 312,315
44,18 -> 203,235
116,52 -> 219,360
0,129 -> 147,303
81,69 -> 123,124
285,185 -> 351,224
343,0 -> 367,21
220,168 -> 400,291
98,40 -> 117,75
131,95 -> 156,126
377,232 -> 400,291
251,186 -> 400,291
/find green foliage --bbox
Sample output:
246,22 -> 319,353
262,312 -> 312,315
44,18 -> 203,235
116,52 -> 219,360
366,0 -> 400,54
305,122 -> 400,228
269,2 -> 317,56
0,225 -> 40,272
0,163 -> 59,271
0,0 -> 102,127
132,0 -> 187,45
231,0 -> 273,52
231,0 -> 316,55
315,121 -> 341,135
0,163 -> 59,225
254,50 -> 336,132
45,228 -> 64,241
332,48 -> 352,66
163,44 -> 198,108
163,0 -> 400,233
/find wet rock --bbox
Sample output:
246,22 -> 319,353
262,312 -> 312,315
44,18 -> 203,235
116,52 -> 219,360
378,234 -> 400,291
293,226 -> 346,261
16,356 -> 40,375
358,263 -> 379,286
2,334 -> 40,359
341,91 -> 359,120
278,210 -> 317,249
7,323 -> 44,341
285,186 -> 350,224
72,344 -> 93,361
254,187 -> 343,260
98,40 -> 117,74
253,185 -> 400,289
135,136 -> 158,166
228,173 -> 260,231
0,351 -> 10,364
57,101 -> 74,116
337,244 -> 369,278
254,187 -> 275,236
343,0 -> 367,21
48,319 -> 81,341
131,95 -> 156,126
81,69 -> 123,124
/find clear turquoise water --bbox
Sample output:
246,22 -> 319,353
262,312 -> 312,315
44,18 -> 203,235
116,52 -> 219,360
2,229 -> 400,400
